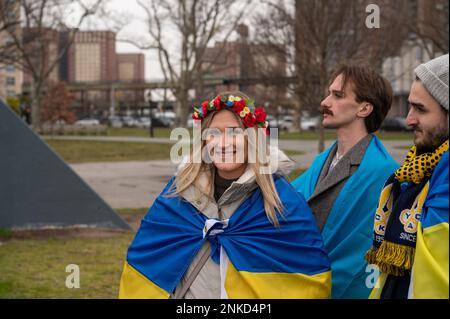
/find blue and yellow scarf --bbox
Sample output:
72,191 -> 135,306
366,140 -> 449,276
119,176 -> 331,299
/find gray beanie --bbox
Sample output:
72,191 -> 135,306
414,54 -> 449,111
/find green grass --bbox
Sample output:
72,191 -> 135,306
82,127 -> 413,142
277,130 -> 412,141
375,132 -> 413,140
107,127 -> 172,138
395,145 -> 411,150
0,208 -> 146,299
287,167 -> 306,181
0,229 -> 12,238
44,139 -> 173,164
106,127 -> 413,141
0,235 -> 133,298
284,150 -> 305,157
277,131 -> 336,140
43,138 -> 303,164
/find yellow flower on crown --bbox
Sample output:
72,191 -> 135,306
228,95 -> 236,102
240,107 -> 251,118
234,96 -> 242,102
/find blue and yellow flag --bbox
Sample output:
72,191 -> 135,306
119,176 -> 331,299
292,135 -> 399,298
370,151 -> 449,299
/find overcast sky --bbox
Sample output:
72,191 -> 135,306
76,0 -> 259,81
105,0 -> 161,80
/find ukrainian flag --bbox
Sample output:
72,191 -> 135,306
119,176 -> 331,299
370,151 -> 449,299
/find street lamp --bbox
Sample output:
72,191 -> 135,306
147,91 -> 157,138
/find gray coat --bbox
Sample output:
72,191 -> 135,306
308,135 -> 373,230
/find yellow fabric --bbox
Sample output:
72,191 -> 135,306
224,261 -> 331,299
412,222 -> 449,299
374,183 -> 394,237
371,183 -> 429,276
118,262 -> 170,299
369,222 -> 449,299
395,140 -> 448,184
368,272 -> 388,299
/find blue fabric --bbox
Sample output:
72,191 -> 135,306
421,151 -> 449,229
292,135 -> 399,298
126,176 -> 331,294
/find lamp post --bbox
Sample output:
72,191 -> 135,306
147,91 -> 156,138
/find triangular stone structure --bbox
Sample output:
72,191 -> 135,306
0,100 -> 131,230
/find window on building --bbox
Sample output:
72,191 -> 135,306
5,65 -> 15,72
6,77 -> 15,85
6,90 -> 16,97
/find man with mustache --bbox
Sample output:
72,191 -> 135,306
292,64 -> 399,298
366,54 -> 448,299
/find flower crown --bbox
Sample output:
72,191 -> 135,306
191,95 -> 268,129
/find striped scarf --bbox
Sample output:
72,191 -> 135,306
365,140 -> 449,275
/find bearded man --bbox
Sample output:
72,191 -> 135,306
366,54 -> 449,299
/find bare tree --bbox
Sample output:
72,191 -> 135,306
254,0 -> 410,152
134,0 -> 252,127
0,0 -> 105,130
406,0 -> 449,57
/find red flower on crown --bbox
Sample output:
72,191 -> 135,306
213,96 -> 221,110
242,113 -> 256,128
254,107 -> 267,123
201,101 -> 209,114
191,94 -> 268,130
232,99 -> 246,113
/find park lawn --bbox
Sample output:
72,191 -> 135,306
279,130 -> 412,140
0,208 -> 147,299
395,145 -> 411,150
0,234 -> 133,299
107,127 -> 412,141
44,139 -> 173,163
107,127 -> 172,138
44,139 -> 303,164
287,167 -> 306,181
283,150 -> 304,157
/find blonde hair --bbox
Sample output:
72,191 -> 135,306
170,92 -> 284,226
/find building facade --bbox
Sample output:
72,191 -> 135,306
202,24 -> 288,109
117,53 -> 145,82
382,0 -> 448,117
62,30 -> 117,83
0,0 -> 22,100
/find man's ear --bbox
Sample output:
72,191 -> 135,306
357,102 -> 373,118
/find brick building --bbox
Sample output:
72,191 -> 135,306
117,53 -> 145,82
0,0 -> 22,100
202,24 -> 288,111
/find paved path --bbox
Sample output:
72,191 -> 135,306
67,136 -> 412,209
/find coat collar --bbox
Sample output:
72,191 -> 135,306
309,134 -> 373,201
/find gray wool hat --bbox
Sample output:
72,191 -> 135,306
414,54 -> 449,111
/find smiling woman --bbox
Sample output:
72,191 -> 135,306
119,92 -> 332,299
